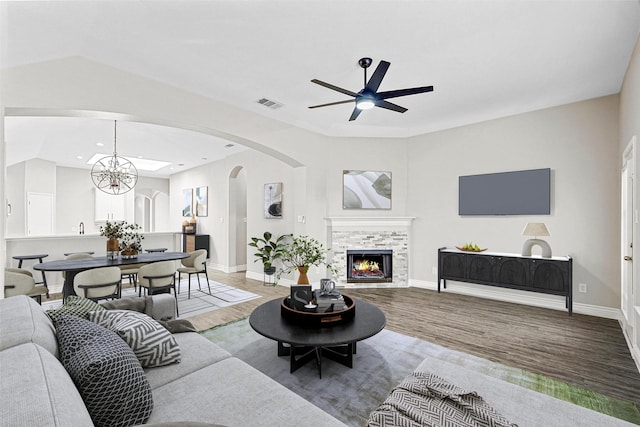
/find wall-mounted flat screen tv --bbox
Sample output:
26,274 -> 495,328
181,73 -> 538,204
459,168 -> 550,215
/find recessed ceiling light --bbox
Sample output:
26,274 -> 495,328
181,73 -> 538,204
225,143 -> 235,148
178,163 -> 184,167
96,142 -> 104,147
202,157 -> 207,161
137,156 -> 143,159
76,155 -> 83,160
86,153 -> 171,171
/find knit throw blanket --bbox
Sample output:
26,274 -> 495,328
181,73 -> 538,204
368,371 -> 518,427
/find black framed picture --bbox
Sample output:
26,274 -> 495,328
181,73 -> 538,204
290,285 -> 313,310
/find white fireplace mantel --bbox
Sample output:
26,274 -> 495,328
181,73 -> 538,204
324,217 -> 415,229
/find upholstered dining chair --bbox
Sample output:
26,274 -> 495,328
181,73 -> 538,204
137,261 -> 179,316
62,253 -> 93,280
177,249 -> 210,299
4,268 -> 48,304
119,263 -> 142,292
73,266 -> 122,302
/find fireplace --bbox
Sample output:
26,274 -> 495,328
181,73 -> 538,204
346,249 -> 393,283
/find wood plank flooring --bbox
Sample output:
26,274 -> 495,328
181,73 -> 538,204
189,271 -> 640,410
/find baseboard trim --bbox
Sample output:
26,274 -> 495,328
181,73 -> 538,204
245,270 -> 293,287
409,279 -> 620,320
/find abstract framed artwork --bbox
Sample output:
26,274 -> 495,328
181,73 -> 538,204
264,182 -> 283,219
182,188 -> 193,217
195,186 -> 208,217
343,170 -> 392,210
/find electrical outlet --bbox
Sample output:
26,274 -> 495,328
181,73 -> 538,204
578,283 -> 587,293
432,266 -> 437,275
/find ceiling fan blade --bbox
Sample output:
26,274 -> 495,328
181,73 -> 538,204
376,86 -> 434,100
364,60 -> 390,93
375,100 -> 408,113
308,99 -> 355,109
311,79 -> 359,97
349,106 -> 363,121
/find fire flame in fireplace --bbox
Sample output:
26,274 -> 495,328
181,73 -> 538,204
354,259 -> 380,272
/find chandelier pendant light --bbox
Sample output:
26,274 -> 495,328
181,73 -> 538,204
91,120 -> 138,195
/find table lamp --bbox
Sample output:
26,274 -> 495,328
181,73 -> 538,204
521,222 -> 552,257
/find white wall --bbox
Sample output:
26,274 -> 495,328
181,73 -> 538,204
408,95 -> 620,309
56,166 -> 95,234
0,56 -> 629,313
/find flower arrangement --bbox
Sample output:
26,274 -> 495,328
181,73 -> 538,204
279,235 -> 337,283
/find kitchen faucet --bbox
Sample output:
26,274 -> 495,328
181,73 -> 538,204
79,221 -> 85,235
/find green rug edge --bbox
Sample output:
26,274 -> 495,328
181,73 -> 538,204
200,320 -> 640,425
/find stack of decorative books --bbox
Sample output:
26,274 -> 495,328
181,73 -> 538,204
314,290 -> 346,312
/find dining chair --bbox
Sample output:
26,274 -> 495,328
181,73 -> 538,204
62,253 -> 93,280
137,261 -> 179,316
120,263 -> 142,292
177,249 -> 210,299
4,268 -> 48,304
73,266 -> 122,302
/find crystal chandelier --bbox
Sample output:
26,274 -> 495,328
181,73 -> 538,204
91,120 -> 138,195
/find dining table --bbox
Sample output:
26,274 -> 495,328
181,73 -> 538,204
34,251 -> 190,299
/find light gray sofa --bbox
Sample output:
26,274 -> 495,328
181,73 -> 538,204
0,295 -> 346,427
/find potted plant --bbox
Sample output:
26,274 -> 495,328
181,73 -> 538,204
249,232 -> 291,279
100,220 -> 126,260
279,235 -> 337,284
119,222 -> 144,259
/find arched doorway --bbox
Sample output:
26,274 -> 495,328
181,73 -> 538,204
228,166 -> 247,272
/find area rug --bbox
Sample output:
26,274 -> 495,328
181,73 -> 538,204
42,280 -> 260,319
202,318 -> 640,427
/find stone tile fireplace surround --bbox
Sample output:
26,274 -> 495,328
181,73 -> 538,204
325,217 -> 414,288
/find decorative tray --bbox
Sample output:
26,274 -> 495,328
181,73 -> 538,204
281,295 -> 356,327
455,246 -> 487,252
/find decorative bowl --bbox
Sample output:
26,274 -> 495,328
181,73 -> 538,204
456,246 -> 487,252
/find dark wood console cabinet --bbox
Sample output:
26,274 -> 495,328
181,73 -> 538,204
438,247 -> 573,314
182,234 -> 210,257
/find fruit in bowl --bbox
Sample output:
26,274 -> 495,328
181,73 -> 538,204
457,242 -> 486,252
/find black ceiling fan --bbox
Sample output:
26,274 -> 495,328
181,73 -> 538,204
309,57 -> 434,121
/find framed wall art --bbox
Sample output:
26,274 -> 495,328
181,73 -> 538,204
182,188 -> 193,217
264,182 -> 283,219
195,186 -> 208,217
343,170 -> 392,210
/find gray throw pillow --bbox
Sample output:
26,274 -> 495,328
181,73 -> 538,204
46,295 -> 105,322
54,315 -> 153,427
88,310 -> 181,368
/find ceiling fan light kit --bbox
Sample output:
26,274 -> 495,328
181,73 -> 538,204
309,57 -> 434,121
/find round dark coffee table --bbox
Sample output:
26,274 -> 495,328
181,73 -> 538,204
249,297 -> 386,378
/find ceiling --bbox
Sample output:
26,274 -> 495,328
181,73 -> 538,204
2,1 -> 639,176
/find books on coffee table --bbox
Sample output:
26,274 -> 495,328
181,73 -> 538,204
314,290 -> 345,312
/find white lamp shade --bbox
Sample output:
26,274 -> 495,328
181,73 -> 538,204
522,223 -> 550,237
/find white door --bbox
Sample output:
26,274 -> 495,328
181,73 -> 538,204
27,192 -> 54,236
621,138 -> 635,327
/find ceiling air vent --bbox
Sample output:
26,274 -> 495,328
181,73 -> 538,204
257,98 -> 283,110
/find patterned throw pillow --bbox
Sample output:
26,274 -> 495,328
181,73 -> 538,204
46,295 -> 105,322
88,310 -> 181,368
54,315 -> 153,427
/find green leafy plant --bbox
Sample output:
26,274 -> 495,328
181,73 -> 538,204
119,222 -> 144,253
100,220 -> 143,253
248,232 -> 291,269
99,220 -> 126,240
279,235 -> 337,277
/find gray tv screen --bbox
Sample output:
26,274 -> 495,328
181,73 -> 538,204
459,168 -> 550,215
